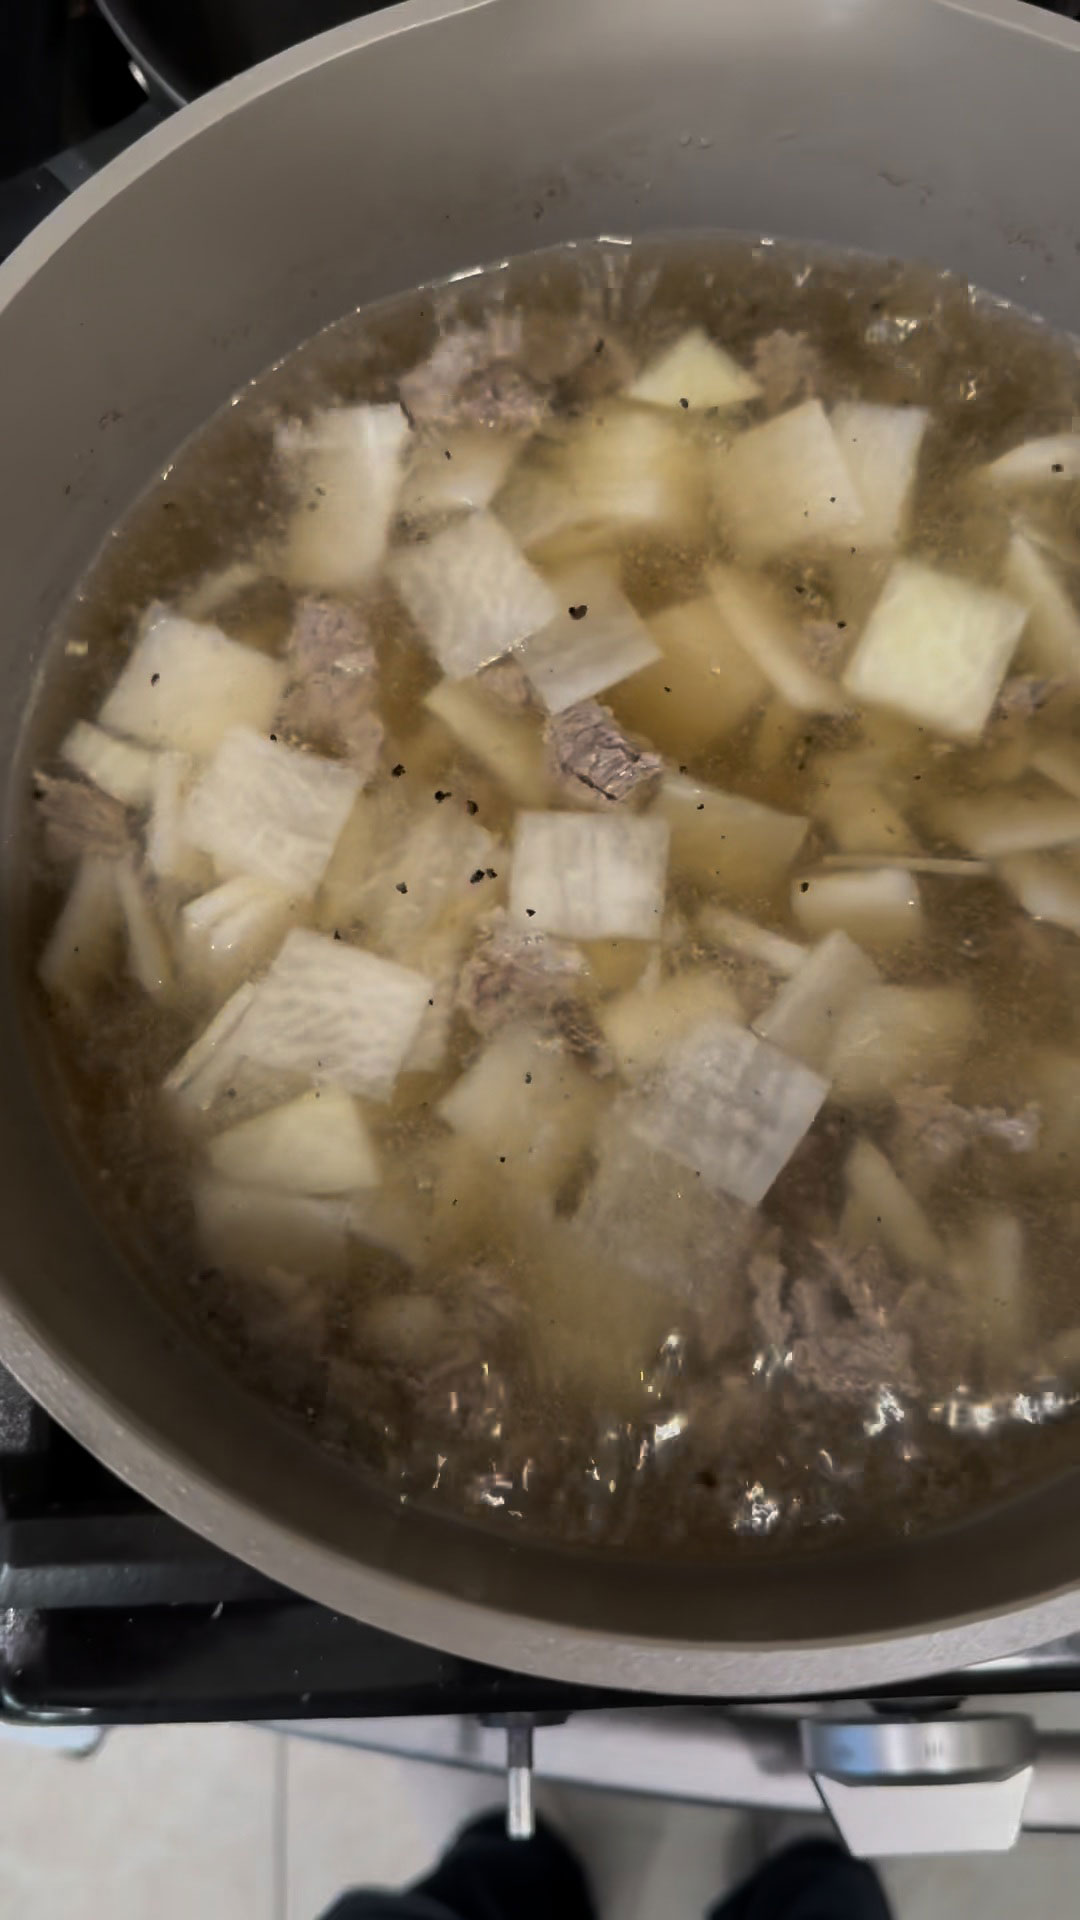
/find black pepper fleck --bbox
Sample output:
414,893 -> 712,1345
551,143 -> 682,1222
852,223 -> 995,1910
524,1072 -> 532,1085
333,930 -> 342,940
434,789 -> 451,803
569,604 -> 588,621
1052,463 -> 1065,474
679,397 -> 689,409
800,880 -> 811,893
525,908 -> 536,917
269,733 -> 277,742
391,763 -> 406,777
150,672 -> 160,686
396,881 -> 408,894
485,867 -> 497,879
470,869 -> 485,885
465,799 -> 479,815
836,620 -> 847,630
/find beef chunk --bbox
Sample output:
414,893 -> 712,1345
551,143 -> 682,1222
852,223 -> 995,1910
751,1234 -> 915,1404
278,596 -> 384,775
895,1083 -> 1041,1174
750,330 -> 822,412
457,910 -> 585,1035
993,675 -> 1067,720
546,701 -> 663,807
33,773 -> 130,862
399,315 -> 547,432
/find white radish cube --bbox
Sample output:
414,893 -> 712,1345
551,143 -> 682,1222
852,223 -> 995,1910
278,403 -> 409,592
793,866 -> 923,947
697,904 -> 807,977
517,564 -> 660,713
576,1120 -> 754,1300
600,969 -> 744,1081
936,789 -> 1080,858
437,1025 -> 602,1188
997,852 -> 1080,936
116,858 -> 172,996
180,874 -> 300,992
753,930 -> 880,1071
627,1013 -> 828,1206
163,982 -> 257,1113
827,984 -> 977,1101
401,428 -> 521,519
951,1209 -> 1025,1366
61,721 -> 157,807
195,1177 -> 351,1283
1003,531 -> 1080,678
983,433 -> 1080,487
239,929 -> 431,1100
609,594 -> 767,753
842,559 -> 1026,740
99,610 -> 284,757
509,811 -> 669,941
391,512 -> 558,679
661,773 -> 808,892
628,328 -> 759,411
206,1085 -> 379,1195
351,806 -> 500,958
496,405 -> 705,551
184,727 -> 360,896
831,403 -> 929,549
712,400 -> 864,560
709,567 -> 846,714
841,1137 -> 944,1272
38,856 -> 121,1001
1033,741 -> 1080,800
145,751 -> 211,888
424,676 -> 550,807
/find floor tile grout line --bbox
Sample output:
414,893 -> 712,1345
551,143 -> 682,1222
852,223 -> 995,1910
272,1732 -> 290,1920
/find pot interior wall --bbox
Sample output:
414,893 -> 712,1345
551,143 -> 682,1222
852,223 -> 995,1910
2,0 -> 1080,1684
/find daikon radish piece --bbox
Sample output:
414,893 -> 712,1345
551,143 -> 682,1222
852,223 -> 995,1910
1032,741 -> 1080,801
99,610 -> 284,756
509,811 -> 669,941
815,778 -> 915,856
696,904 -> 807,977
239,929 -> 431,1100
390,511 -> 558,678
984,432 -> 1080,487
437,1025 -> 603,1188
936,788 -> 1080,857
841,1137 -> 944,1272
180,874 -> 300,992
997,852 -> 1080,936
349,805 -> 500,957
38,855 -> 121,1000
793,866 -> 922,947
709,566 -> 847,714
842,559 -> 1026,740
206,1085 -> 379,1195
178,559 -> 262,621
278,403 -> 409,592
495,404 -> 705,548
184,727 -> 360,896
831,402 -> 929,549
628,327 -> 759,410
754,931 -> 880,1071
827,984 -> 976,1101
628,1014 -> 828,1206
951,1209 -> 1024,1364
145,751 -> 211,888
163,982 -> 257,1112
517,565 -> 659,713
400,428 -> 522,519
609,595 -> 767,753
316,787 -> 411,932
1003,531 -> 1080,677
576,1120 -> 754,1301
195,1177 -> 351,1283
711,399 -> 864,560
116,859 -> 172,996
661,773 -> 808,891
61,721 -> 156,807
401,926 -> 469,1075
600,969 -> 744,1080
424,676 -> 549,807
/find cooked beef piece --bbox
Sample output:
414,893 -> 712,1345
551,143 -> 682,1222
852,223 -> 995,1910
790,1322 -> 915,1403
751,1233 -> 915,1403
895,1083 -> 1041,1173
399,315 -> 546,431
546,701 -> 663,806
33,773 -> 130,862
457,910 -> 585,1035
278,596 -> 384,775
750,330 -> 822,412
749,1234 -> 792,1352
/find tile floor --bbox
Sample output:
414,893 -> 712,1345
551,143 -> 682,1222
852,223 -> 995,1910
0,1718 -> 1075,1920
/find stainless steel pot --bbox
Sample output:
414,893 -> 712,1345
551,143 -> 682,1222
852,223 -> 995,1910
3,0 -> 1080,1698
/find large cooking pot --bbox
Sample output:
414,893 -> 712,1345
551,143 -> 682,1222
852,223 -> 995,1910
3,0 -> 1080,1699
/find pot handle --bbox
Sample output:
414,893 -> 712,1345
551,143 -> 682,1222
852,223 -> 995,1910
802,1713 -> 1036,1856
0,99 -> 164,264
